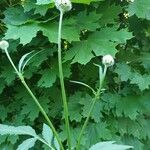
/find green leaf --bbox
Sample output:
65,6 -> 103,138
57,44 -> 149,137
53,138 -> 60,150
19,51 -> 42,73
59,126 -> 86,148
99,3 -> 122,25
42,124 -> 60,150
18,51 -> 34,73
3,6 -> 30,25
116,62 -> 150,91
64,41 -> 94,64
38,59 -> 71,88
89,141 -> 133,150
85,122 -> 112,148
64,27 -> 133,64
115,63 -> 133,82
0,78 -> 5,94
0,106 -> 7,121
75,11 -> 102,31
4,23 -> 40,45
122,136 -> 144,150
0,65 -> 16,85
4,20 -> 80,45
42,124 -> 53,146
68,93 -> 83,122
24,0 -> 51,16
130,74 -> 150,91
38,69 -> 57,88
17,138 -> 37,150
79,95 -> 103,122
128,0 -> 150,20
40,21 -> 80,43
102,92 -> 150,120
21,95 -> 50,121
36,0 -> 52,5
0,124 -> 37,137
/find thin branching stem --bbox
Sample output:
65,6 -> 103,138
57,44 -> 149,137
58,11 -> 71,150
76,66 -> 108,150
70,80 -> 96,95
4,48 -> 64,150
21,79 -> 64,150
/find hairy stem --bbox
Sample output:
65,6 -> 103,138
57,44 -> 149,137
58,11 -> 71,150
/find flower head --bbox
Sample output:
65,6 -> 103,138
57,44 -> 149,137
55,0 -> 72,12
0,40 -> 9,50
102,54 -> 114,67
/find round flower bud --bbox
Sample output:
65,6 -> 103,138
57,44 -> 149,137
0,40 -> 9,50
102,54 -> 114,67
55,0 -> 72,12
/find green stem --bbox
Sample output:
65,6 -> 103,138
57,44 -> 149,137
4,48 -> 64,150
58,11 -> 71,150
76,98 -> 97,150
4,48 -> 20,75
21,79 -> 64,150
76,66 -> 108,149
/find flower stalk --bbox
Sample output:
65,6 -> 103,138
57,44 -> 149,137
57,10 -> 71,150
54,0 -> 72,149
1,41 -> 64,150
75,55 -> 114,149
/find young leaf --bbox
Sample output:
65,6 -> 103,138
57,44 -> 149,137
21,50 -> 43,73
0,124 -> 37,137
89,141 -> 133,150
18,51 -> 34,73
17,138 -> 37,150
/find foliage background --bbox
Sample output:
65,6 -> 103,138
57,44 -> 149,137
0,0 -> 150,149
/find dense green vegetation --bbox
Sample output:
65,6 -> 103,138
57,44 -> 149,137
0,0 -> 150,149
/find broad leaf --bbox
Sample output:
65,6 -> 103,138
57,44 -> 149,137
128,0 -> 150,20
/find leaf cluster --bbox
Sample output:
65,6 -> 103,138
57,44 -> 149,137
0,0 -> 150,149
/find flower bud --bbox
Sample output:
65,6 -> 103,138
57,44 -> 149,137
55,0 -> 72,12
102,54 -> 114,67
0,40 -> 9,50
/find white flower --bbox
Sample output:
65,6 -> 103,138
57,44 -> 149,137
55,0 -> 72,12
0,40 -> 9,50
102,54 -> 114,67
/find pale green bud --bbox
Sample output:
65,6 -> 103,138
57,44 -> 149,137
102,55 -> 115,67
55,0 -> 72,12
0,40 -> 9,50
